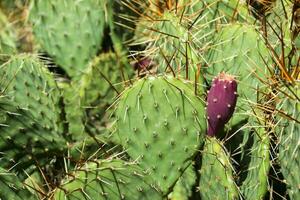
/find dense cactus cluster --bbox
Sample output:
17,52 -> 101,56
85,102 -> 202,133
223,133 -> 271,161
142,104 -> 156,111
0,0 -> 299,199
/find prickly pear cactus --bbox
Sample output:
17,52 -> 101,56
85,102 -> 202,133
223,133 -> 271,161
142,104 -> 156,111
198,137 -> 239,200
0,54 -> 62,132
54,159 -> 162,200
81,52 -> 132,107
29,0 -> 106,78
0,54 -> 65,170
0,0 -> 298,199
239,124 -> 270,200
206,23 -> 270,100
112,76 -> 206,194
278,83 -> 300,199
132,0 -> 212,76
199,0 -> 250,23
61,51 -> 133,140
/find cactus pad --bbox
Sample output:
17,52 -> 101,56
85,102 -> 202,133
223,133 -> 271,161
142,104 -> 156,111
54,159 -> 162,200
112,76 -> 206,193
168,164 -> 196,200
29,0 -> 106,77
0,54 -> 65,170
198,137 -> 239,200
278,84 -> 300,199
239,124 -> 270,199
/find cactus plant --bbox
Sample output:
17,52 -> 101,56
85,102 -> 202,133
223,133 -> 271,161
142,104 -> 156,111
29,0 -> 106,78
54,159 -> 162,200
168,164 -> 197,200
239,123 -> 271,200
278,83 -> 300,199
0,54 -> 65,172
111,75 -> 206,194
0,0 -> 298,199
198,137 -> 239,200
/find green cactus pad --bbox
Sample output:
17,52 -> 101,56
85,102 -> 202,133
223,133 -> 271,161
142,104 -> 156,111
82,52 -> 132,107
206,23 -> 270,101
29,0 -> 106,78
168,164 -> 196,200
54,159 -> 162,200
0,54 -> 62,131
60,82 -> 86,140
199,0 -> 250,23
133,1 -> 212,77
133,0 -> 250,77
198,137 -> 239,200
112,76 -> 206,194
278,84 -> 300,199
60,52 -> 133,140
239,124 -> 270,200
0,167 -> 36,200
0,54 -> 65,170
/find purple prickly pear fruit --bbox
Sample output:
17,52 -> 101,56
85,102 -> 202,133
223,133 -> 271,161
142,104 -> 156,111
133,57 -> 153,71
206,73 -> 238,136
133,57 -> 155,77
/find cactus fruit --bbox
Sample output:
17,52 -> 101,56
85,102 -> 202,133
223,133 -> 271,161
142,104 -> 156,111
112,76 -> 206,194
54,159 -> 162,200
29,0 -> 106,78
205,23 -> 271,131
206,73 -> 238,136
198,137 -> 239,200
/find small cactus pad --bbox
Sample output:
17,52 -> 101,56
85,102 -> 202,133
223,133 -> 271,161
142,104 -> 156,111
54,159 -> 162,200
61,52 -> 133,140
198,137 -> 239,200
168,164 -> 196,200
113,76 -> 206,194
29,0 -> 106,77
207,73 -> 238,136
239,124 -> 270,199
